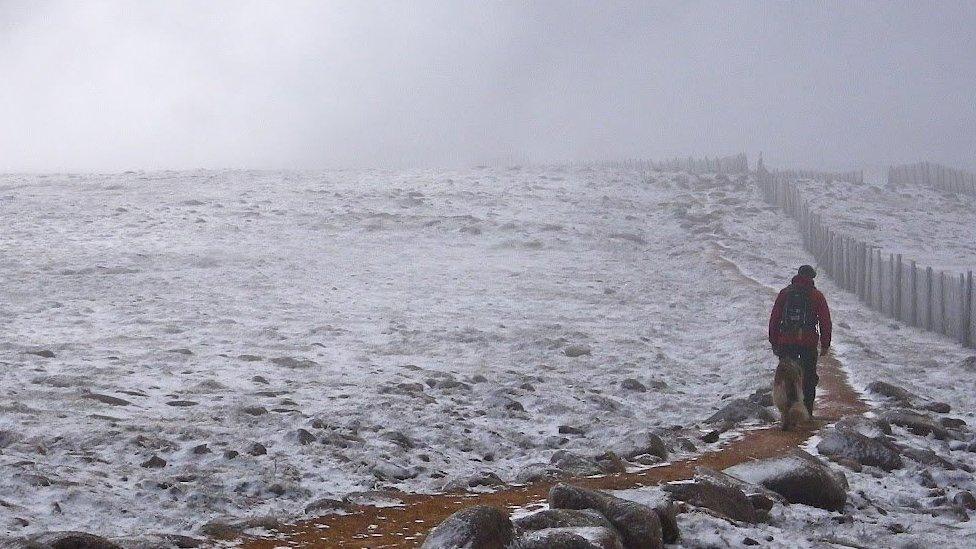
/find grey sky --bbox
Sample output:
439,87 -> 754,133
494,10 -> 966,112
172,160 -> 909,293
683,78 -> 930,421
1,1 -> 974,172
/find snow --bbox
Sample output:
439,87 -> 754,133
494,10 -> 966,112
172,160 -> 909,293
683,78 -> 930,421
1,165 -> 974,544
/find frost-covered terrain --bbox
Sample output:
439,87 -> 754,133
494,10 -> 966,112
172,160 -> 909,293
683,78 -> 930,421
794,176 -> 976,271
0,167 -> 779,539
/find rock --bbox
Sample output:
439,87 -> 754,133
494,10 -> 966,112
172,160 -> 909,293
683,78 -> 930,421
168,348 -> 193,355
296,429 -> 316,445
901,447 -> 957,469
559,425 -> 586,435
513,508 -> 614,531
420,505 -> 514,549
141,455 -> 166,469
923,401 -> 952,414
515,463 -> 564,484
834,415 -> 893,437
941,417 -> 967,429
371,461 -> 415,481
631,454 -> 663,466
701,431 -> 720,444
953,491 -> 976,510
251,374 -> 269,382
724,450 -> 847,511
247,443 -> 267,456
881,410 -> 951,440
485,394 -> 524,412
166,400 -> 198,407
223,450 -> 239,460
380,431 -> 415,449
747,387 -> 773,407
240,355 -> 264,363
82,394 -> 131,406
564,344 -> 592,358
516,527 -> 623,549
443,471 -> 505,492
621,379 -> 647,392
550,451 -> 605,477
917,469 -> 938,488
270,356 -> 317,369
931,505 -> 969,522
662,477 -> 758,523
305,497 -> 346,515
549,483 -> 663,549
191,444 -> 211,455
692,467 -> 786,513
866,381 -> 916,404
611,432 -> 668,460
816,427 -> 903,471
593,451 -> 627,474
704,399 -> 775,425
241,405 -> 268,416
23,531 -> 123,548
28,350 -> 56,359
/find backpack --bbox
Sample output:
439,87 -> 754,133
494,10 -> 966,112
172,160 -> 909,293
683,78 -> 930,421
780,285 -> 816,333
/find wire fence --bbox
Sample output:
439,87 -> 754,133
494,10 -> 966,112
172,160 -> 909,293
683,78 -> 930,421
756,168 -> 975,348
889,161 -> 976,194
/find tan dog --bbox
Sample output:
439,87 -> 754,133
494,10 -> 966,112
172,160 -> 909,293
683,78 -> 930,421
772,357 -> 809,431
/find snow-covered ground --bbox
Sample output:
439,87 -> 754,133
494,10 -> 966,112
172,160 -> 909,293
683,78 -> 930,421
1,165 -> 974,543
0,167 -> 778,539
793,176 -> 976,272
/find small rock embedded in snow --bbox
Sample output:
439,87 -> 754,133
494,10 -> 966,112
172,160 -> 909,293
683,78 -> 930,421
923,401 -> 951,414
420,505 -> 514,549
82,393 -> 131,406
242,405 -> 268,416
247,442 -> 267,456
563,344 -> 592,357
141,455 -> 166,468
296,429 -> 316,445
270,356 -> 317,369
27,349 -> 56,358
191,444 -> 211,455
621,378 -> 647,392
724,450 -> 847,511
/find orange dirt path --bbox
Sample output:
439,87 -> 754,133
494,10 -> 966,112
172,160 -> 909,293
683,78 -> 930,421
237,355 -> 867,548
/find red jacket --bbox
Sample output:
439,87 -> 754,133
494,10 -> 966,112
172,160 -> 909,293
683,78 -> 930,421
769,275 -> 832,350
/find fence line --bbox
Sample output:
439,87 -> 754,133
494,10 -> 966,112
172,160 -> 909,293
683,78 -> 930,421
607,153 -> 749,174
756,168 -> 975,349
889,161 -> 976,194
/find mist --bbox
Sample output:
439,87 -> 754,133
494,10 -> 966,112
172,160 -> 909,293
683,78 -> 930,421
1,0 -> 974,172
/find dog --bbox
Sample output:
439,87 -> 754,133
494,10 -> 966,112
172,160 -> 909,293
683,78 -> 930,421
772,356 -> 809,431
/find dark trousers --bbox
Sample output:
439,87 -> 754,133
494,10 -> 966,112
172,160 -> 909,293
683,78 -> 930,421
778,344 -> 818,414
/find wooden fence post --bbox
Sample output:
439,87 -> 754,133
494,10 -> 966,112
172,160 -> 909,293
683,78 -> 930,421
895,254 -> 903,321
925,266 -> 934,330
909,260 -> 918,327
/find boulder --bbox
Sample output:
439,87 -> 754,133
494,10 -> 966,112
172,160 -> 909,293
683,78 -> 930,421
19,532 -> 123,549
834,416 -> 892,438
513,509 -> 614,531
692,467 -> 785,512
549,484 -> 663,549
866,381 -> 916,405
564,344 -> 592,357
515,463 -> 564,484
747,387 -> 773,407
816,427 -> 903,471
953,491 -> 976,510
901,447 -> 957,469
704,399 -> 775,425
880,410 -> 951,440
923,402 -> 952,414
724,450 -> 847,511
611,432 -> 668,460
420,506 -> 514,549
442,471 -> 505,492
662,477 -> 758,523
516,527 -> 624,549
620,379 -> 647,392
551,451 -> 606,477
941,417 -> 967,429
593,451 -> 627,474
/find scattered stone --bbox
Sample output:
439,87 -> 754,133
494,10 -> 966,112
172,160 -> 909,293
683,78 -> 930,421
866,381 -> 916,405
559,425 -> 586,435
747,387 -> 773,407
550,451 -> 605,477
443,471 -> 505,492
549,483 -> 664,549
371,461 -> 416,481
420,505 -> 514,549
242,405 -> 268,416
24,531 -> 123,548
247,443 -> 267,456
693,467 -> 786,512
611,432 -> 668,460
724,450 -> 847,511
663,476 -> 758,523
564,344 -> 592,358
631,454 -> 664,466
923,402 -> 951,414
514,508 -> 614,531
168,348 -> 193,355
953,491 -> 976,510
28,350 -> 57,359
901,447 -> 957,469
296,429 -> 316,445
516,527 -> 622,549
593,451 -> 627,474
141,455 -> 166,469
515,463 -> 564,484
834,415 -> 893,437
82,394 -> 131,406
191,444 -> 211,455
305,497 -> 346,515
223,450 -> 239,460
380,431 -> 415,449
743,537 -> 760,546
251,375 -> 269,383
240,355 -> 264,362
704,399 -> 775,425
621,378 -> 647,392
816,427 -> 903,471
881,410 -> 950,440
485,394 -> 524,412
941,417 -> 967,429
270,356 -> 317,369
701,430 -> 720,444
166,400 -> 198,407
470,374 -> 488,383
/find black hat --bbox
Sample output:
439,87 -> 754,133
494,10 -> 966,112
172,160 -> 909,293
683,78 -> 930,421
798,265 -> 817,278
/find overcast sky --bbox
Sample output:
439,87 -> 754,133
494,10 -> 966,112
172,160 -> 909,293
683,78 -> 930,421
1,1 -> 974,172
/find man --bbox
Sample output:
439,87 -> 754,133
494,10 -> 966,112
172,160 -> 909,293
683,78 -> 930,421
769,265 -> 832,416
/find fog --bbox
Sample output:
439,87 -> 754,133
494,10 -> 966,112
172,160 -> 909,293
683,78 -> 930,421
1,1 -> 974,172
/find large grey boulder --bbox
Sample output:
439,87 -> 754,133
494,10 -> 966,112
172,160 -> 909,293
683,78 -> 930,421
516,527 -> 624,549
704,399 -> 775,425
549,484 -> 663,549
514,509 -> 615,531
880,410 -> 951,440
662,475 -> 758,523
816,427 -> 904,471
551,451 -> 606,477
724,450 -> 847,511
611,432 -> 668,460
420,506 -> 515,549
692,467 -> 786,512
16,532 -> 124,549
